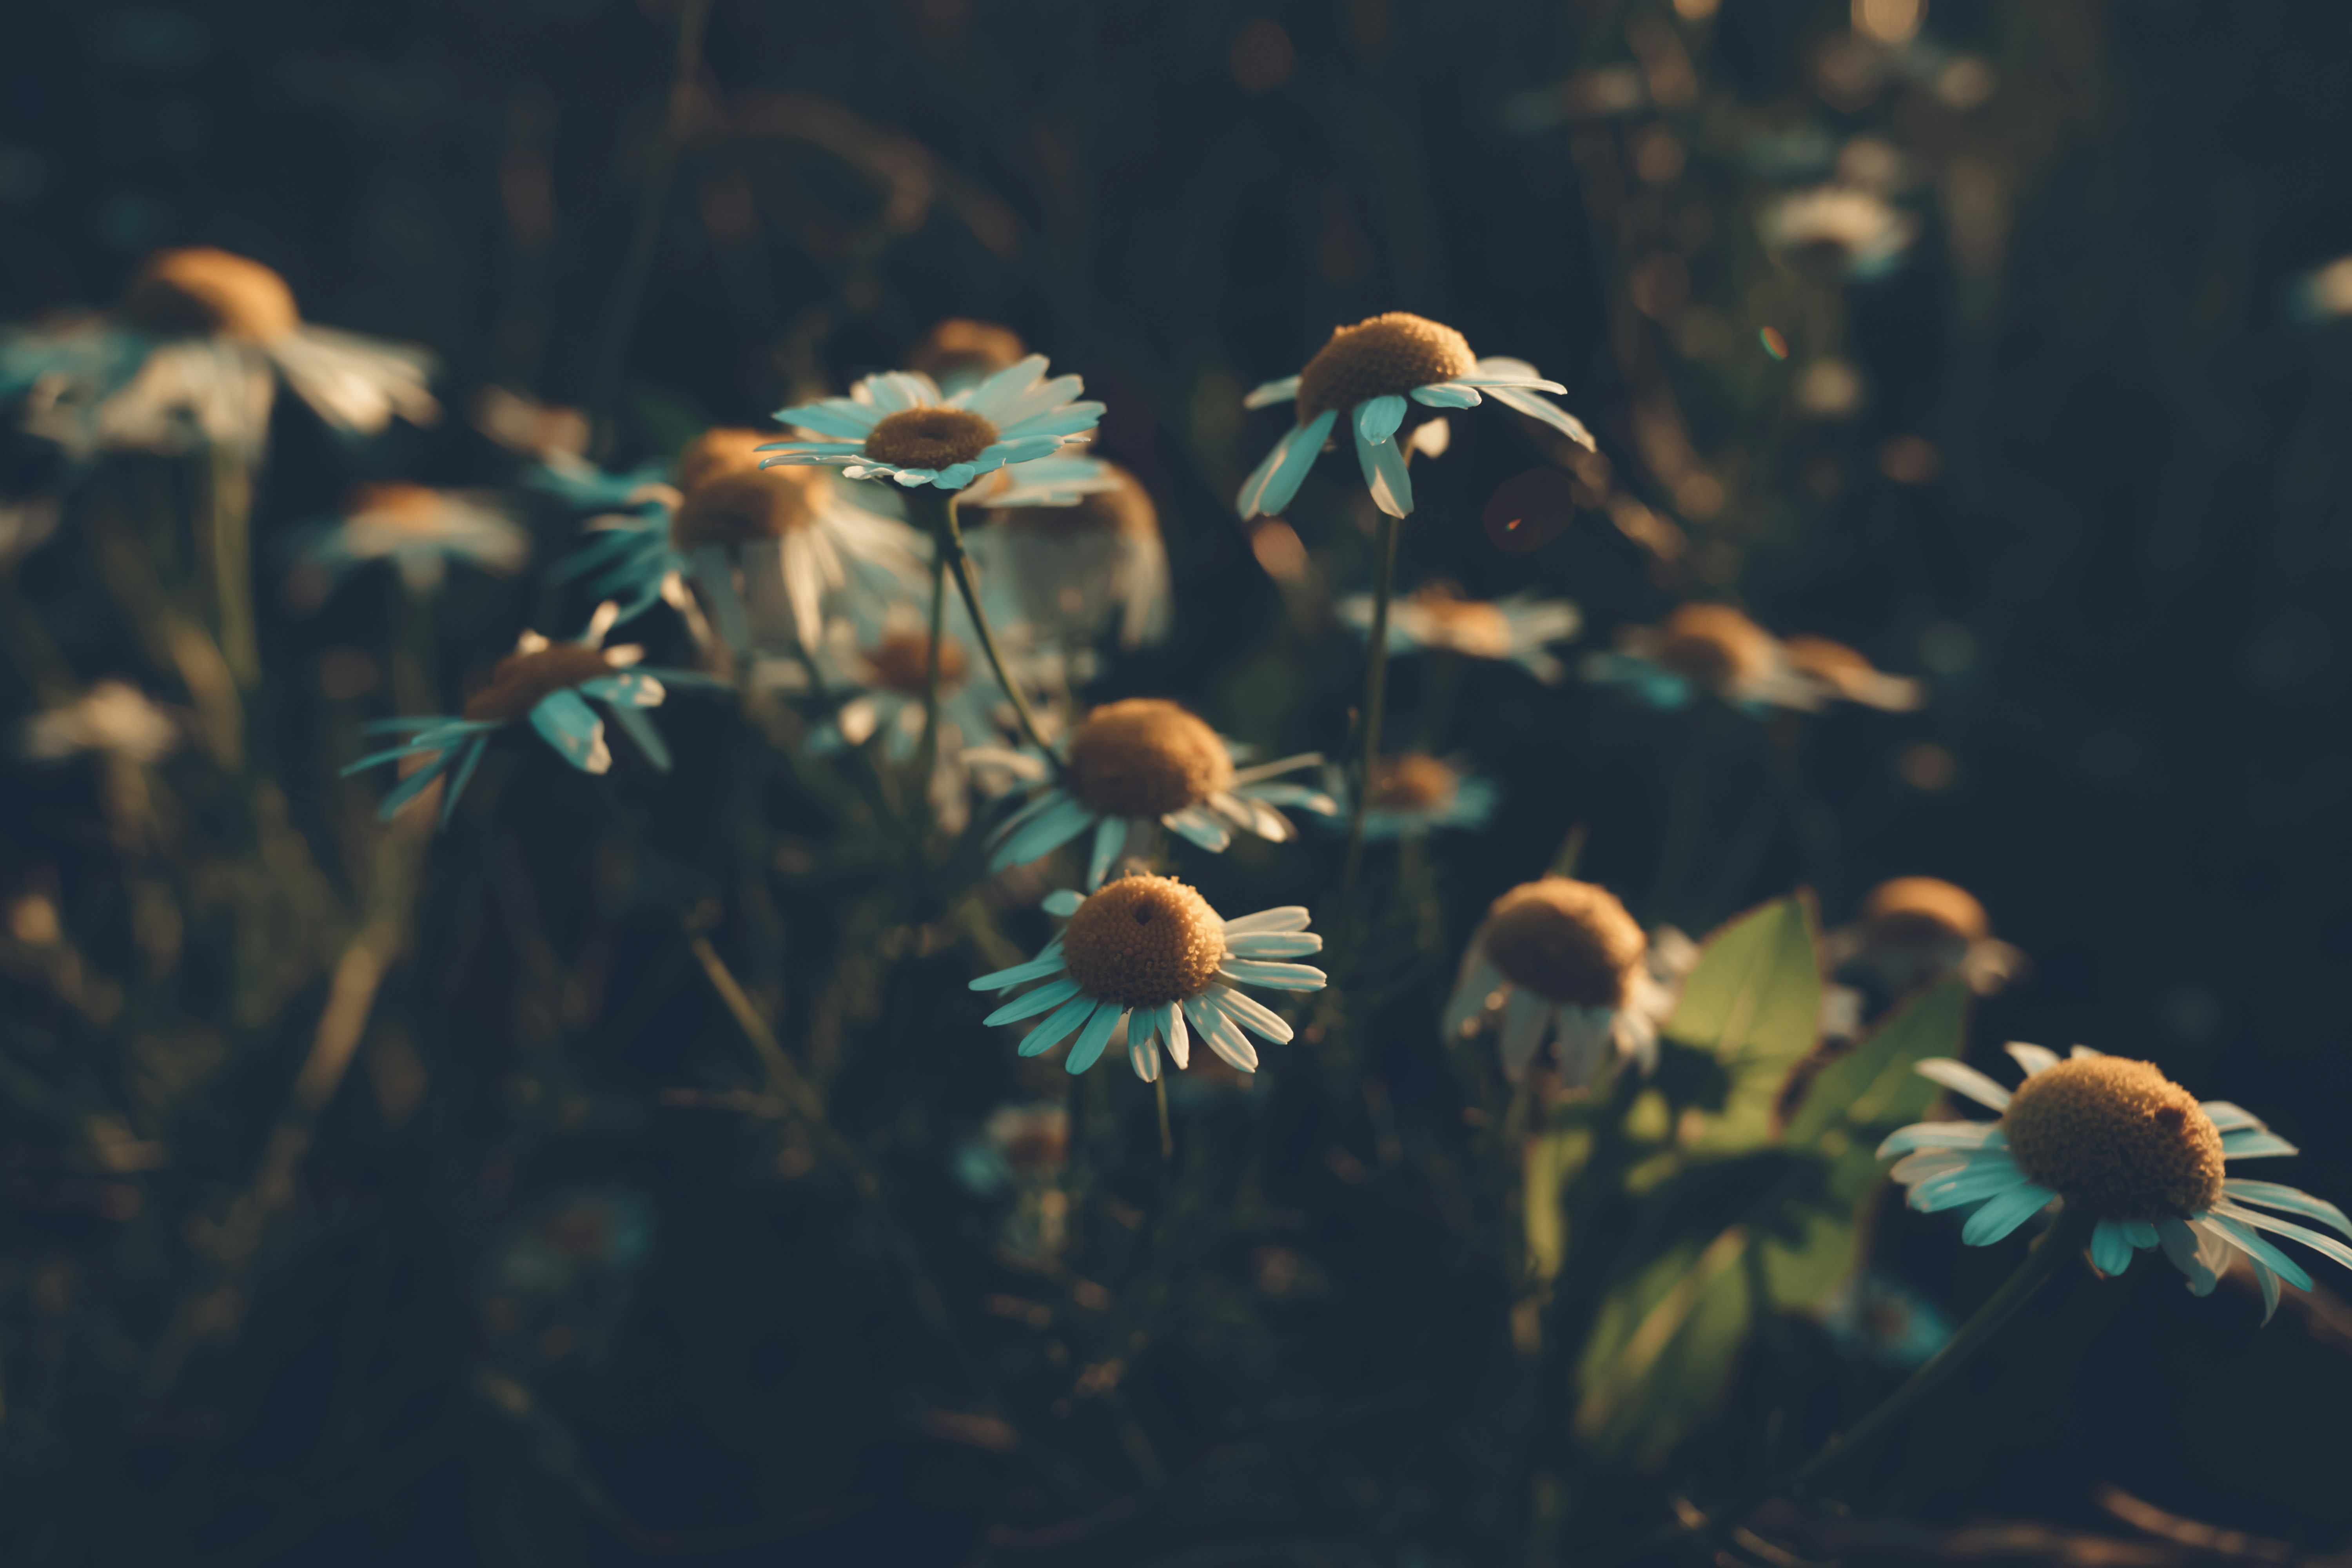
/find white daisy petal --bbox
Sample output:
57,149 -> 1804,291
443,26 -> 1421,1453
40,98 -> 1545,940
1240,409 -> 1339,518
1497,986 -> 1551,1080
1222,931 -> 1323,960
1958,1182 -> 2057,1245
1218,959 -> 1326,991
1223,907 -> 1312,935
1205,983 -> 1294,1044
1409,381 -> 1482,409
1163,1000 -> 1191,1071
1022,995 -> 1106,1057
1354,400 -> 1415,517
1087,816 -> 1129,890
2004,1042 -> 2062,1077
1243,375 -> 1300,409
1482,383 -> 1597,450
1183,995 -> 1258,1073
1914,1058 -> 2014,1112
1162,807 -> 1232,852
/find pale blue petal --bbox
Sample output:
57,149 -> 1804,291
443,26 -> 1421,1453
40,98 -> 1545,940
1481,383 -> 1596,449
439,735 -> 488,829
1240,409 -> 1338,518
1218,959 -> 1326,991
2222,1129 -> 2301,1160
1243,376 -> 1299,409
602,699 -> 672,771
1041,888 -> 1085,917
2005,1042 -> 2062,1077
1877,1121 -> 2004,1158
1020,995 -> 1103,1057
2090,1219 -> 2137,1276
1204,983 -> 1294,1044
2159,1217 -> 2222,1296
1914,1058 -> 2014,1111
984,976 -> 1085,1025
2201,1101 -> 2265,1133
2223,1180 -> 2352,1241
2205,1214 -> 2315,1291
528,689 -> 610,773
1355,394 -> 1408,444
970,952 -> 1071,991
992,795 -> 1098,869
1065,1002 -> 1125,1074
1959,1183 -> 2057,1245
1087,817 -> 1127,890
1162,808 -> 1232,852
1409,381 -> 1482,409
1354,404 -> 1414,518
1222,932 -> 1323,959
2213,1204 -> 2352,1274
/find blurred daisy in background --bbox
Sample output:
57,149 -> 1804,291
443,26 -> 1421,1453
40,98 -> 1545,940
1760,186 -> 1919,281
969,459 -> 1171,659
1444,877 -> 1690,1085
1781,634 -> 1925,711
1322,753 -> 1500,840
343,603 -> 707,829
1584,603 -> 1867,713
1822,876 -> 2024,1042
760,355 -> 1103,494
18,681 -> 183,766
471,386 -> 594,479
284,483 -> 528,610
969,875 -> 1325,1080
1881,1045 -> 2352,1321
1337,582 -> 1582,683
1238,312 -> 1595,520
978,699 -> 1333,888
2,247 -> 437,461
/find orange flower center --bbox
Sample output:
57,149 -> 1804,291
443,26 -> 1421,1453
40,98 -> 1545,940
864,407 -> 1000,470
1060,875 -> 1226,1008
1296,312 -> 1477,423
2001,1057 -> 2224,1220
121,247 -> 300,341
1482,878 -> 1646,1009
1065,699 -> 1233,818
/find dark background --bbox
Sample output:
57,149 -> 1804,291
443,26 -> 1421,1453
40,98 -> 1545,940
4,1 -> 2351,1563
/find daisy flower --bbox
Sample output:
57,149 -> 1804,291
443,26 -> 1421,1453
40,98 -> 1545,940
1826,877 -> 2023,1020
969,459 -> 1171,655
3,247 -> 437,460
757,355 -> 1105,494
1443,877 -> 1685,1085
1881,1046 -> 2352,1322
1583,603 -> 1842,713
342,604 -> 703,829
285,483 -> 528,608
969,874 -> 1327,1080
978,699 -> 1334,889
1759,187 -> 1919,282
1323,754 -> 1500,840
18,681 -> 183,765
1780,635 -> 1926,711
1336,582 -> 1582,683
555,427 -> 926,653
1236,312 -> 1595,521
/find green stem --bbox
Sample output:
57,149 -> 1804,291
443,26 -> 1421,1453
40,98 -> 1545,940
1595,1204 -> 2095,1567
913,539 -> 948,838
920,490 -> 1064,774
1334,505 -> 1402,951
206,446 -> 260,686
1154,1074 -> 1173,1162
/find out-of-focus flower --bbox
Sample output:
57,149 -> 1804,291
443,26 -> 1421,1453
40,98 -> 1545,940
953,1102 -> 1071,1197
1585,604 -> 1915,714
1780,634 -> 1925,710
1321,754 -> 1500,840
1443,877 -> 1686,1085
1238,313 -> 1595,521
969,459 -> 1170,655
1825,877 -> 2024,1034
1881,1045 -> 2352,1323
285,482 -> 528,607
760,356 -> 1103,494
1760,187 -> 1918,281
2283,255 -> 2352,327
969,875 -> 1326,1080
1815,1269 -> 1955,1369
977,699 -> 1333,889
1336,582 -> 1582,683
2,247 -> 437,461
472,387 -> 592,475
19,681 -> 183,764
554,427 -> 926,655
343,603 -> 711,829
907,318 -> 1031,397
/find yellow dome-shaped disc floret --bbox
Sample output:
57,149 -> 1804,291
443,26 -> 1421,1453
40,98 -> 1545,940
1064,699 -> 1234,818
2002,1057 -> 2225,1221
1296,312 -> 1478,424
1482,877 -> 1647,1009
1060,875 -> 1227,1009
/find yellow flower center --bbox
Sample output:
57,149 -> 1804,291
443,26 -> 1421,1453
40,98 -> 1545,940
1408,586 -> 1515,659
864,631 -> 967,696
1860,877 -> 1987,947
463,644 -> 615,723
908,318 -> 1027,384
1065,699 -> 1233,818
863,407 -> 1001,470
1060,875 -> 1227,1008
1482,878 -> 1646,1009
345,481 -> 448,533
671,467 -> 831,548
1296,312 -> 1478,424
1367,754 -> 1459,812
2000,1057 -> 2224,1221
1653,604 -> 1776,690
121,247 -> 300,341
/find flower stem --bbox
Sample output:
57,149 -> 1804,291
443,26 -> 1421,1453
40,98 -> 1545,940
921,490 -> 1065,777
913,539 -> 948,837
205,445 -> 260,686
1594,1203 -> 2095,1567
1334,505 -> 1402,951
1155,1074 -> 1174,1162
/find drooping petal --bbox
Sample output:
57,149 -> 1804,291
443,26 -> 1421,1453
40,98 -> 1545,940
2090,1219 -> 2138,1276
2204,1213 -> 2315,1291
1162,807 -> 1233,852
1877,1120 -> 2005,1158
1087,816 -> 1129,890
1238,409 -> 1339,519
1958,1183 -> 2058,1245
2211,1203 -> 2352,1274
1498,986 -> 1552,1080
985,976 -> 1086,1025
1914,1058 -> 2014,1112
1183,994 -> 1258,1073
970,952 -> 1072,991
1065,1001 -> 1126,1074
1128,1026 -> 1162,1083
1888,1150 -> 1974,1184
2159,1216 -> 2226,1296
600,698 -> 673,771
993,795 -> 1099,869
2222,1180 -> 2352,1241
2200,1101 -> 2265,1133
2222,1128 -> 2301,1161
1354,399 -> 1415,518
1021,995 -> 1105,1057
1479,383 -> 1597,450
1041,888 -> 1085,917
528,689 -> 611,773
1163,1002 -> 1190,1071
1203,983 -> 1294,1044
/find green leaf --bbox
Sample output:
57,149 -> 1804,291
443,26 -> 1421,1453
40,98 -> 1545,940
1668,894 -> 1823,1154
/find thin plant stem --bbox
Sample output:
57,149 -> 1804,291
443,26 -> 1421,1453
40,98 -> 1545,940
1155,1075 -> 1173,1162
203,446 -> 260,686
586,0 -> 713,459
918,490 -> 1064,774
1592,1204 -> 2096,1568
1334,505 -> 1403,951
912,540 -> 949,840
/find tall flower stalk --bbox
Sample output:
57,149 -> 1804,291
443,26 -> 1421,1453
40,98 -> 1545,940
906,487 -> 1062,776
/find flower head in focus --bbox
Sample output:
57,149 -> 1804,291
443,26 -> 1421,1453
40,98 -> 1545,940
1237,312 -> 1595,521
286,483 -> 528,607
969,875 -> 1326,1080
969,459 -> 1171,656
3,247 -> 438,462
342,603 -> 710,829
1337,582 -> 1583,683
759,355 -> 1103,494
977,699 -> 1334,889
1882,1045 -> 2352,1321
1443,877 -> 1688,1085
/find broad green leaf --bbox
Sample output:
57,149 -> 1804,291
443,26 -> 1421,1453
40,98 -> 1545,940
1668,895 -> 1823,1154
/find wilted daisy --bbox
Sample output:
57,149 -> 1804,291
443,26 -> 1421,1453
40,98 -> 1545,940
1583,603 -> 1834,713
343,604 -> 697,828
2,247 -> 437,459
969,875 -> 1326,1080
1882,1046 -> 2352,1321
759,356 -> 1104,494
1237,312 -> 1595,521
1443,877 -> 1682,1085
1759,187 -> 1919,281
969,460 -> 1171,654
1337,582 -> 1582,683
1325,754 -> 1500,839
980,699 -> 1334,888
556,428 -> 926,654
18,681 -> 183,765
284,483 -> 528,608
